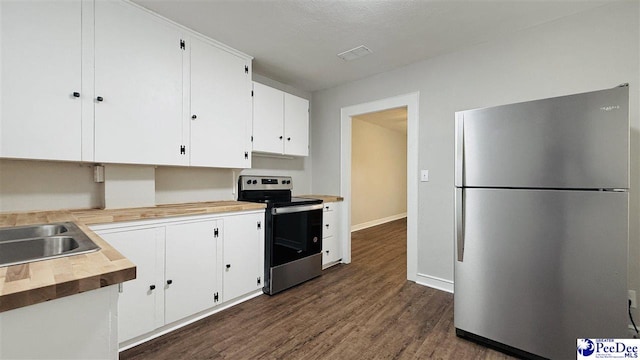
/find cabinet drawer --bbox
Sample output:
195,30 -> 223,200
323,202 -> 336,212
323,209 -> 336,238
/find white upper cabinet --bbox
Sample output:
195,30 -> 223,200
284,93 -> 310,156
94,0 -> 184,166
1,0 -> 254,168
252,82 -> 285,154
0,0 -> 83,161
252,82 -> 309,156
189,36 -> 252,168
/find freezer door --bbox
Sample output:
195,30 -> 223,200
456,86 -> 629,189
454,188 -> 628,360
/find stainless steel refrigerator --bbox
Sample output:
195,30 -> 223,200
454,85 -> 629,360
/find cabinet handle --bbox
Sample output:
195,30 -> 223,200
149,285 -> 156,291
96,96 -> 104,102
72,92 -> 80,98
191,115 -> 197,120
167,280 -> 173,285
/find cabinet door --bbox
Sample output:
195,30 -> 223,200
283,93 -> 309,156
165,220 -> 220,324
96,227 -> 165,342
189,37 -> 252,168
252,82 -> 284,154
0,0 -> 82,161
94,0 -> 184,166
222,213 -> 264,302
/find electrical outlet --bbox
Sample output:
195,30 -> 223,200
629,290 -> 637,308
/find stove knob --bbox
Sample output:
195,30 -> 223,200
252,180 -> 258,184
246,180 -> 251,184
286,180 -> 291,184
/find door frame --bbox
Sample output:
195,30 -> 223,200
339,92 -> 419,281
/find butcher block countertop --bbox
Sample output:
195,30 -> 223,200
298,195 -> 344,203
0,201 -> 266,313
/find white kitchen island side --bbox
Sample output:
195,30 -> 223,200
0,285 -> 119,360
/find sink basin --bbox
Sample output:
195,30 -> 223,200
0,224 -> 68,241
0,222 -> 100,267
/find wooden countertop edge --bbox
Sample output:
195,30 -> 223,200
297,195 -> 344,202
0,201 -> 266,313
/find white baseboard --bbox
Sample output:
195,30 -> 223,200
416,273 -> 454,293
351,213 -> 407,232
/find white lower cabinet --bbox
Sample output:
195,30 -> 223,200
97,226 -> 165,342
322,202 -> 342,267
164,220 -> 222,324
222,212 -> 264,301
92,210 -> 264,344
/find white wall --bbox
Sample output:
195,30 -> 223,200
0,159 -> 103,212
351,119 -> 407,228
311,1 -> 640,297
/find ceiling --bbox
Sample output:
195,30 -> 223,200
132,0 -> 614,93
353,107 -> 407,135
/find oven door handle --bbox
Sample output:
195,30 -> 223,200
271,203 -> 324,215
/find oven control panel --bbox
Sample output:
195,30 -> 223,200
238,175 -> 293,191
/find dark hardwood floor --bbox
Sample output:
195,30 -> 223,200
121,218 -> 514,359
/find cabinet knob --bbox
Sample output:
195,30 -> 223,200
226,264 -> 231,269
191,115 -> 197,120
279,136 -> 283,140
72,92 -> 80,98
326,224 -> 330,228
167,280 -> 173,285
326,250 -> 330,254
287,137 -> 291,141
96,96 -> 104,102
149,285 -> 156,291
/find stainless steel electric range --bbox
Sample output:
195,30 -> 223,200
237,175 -> 323,295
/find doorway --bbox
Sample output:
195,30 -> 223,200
339,92 -> 419,281
351,107 -> 407,231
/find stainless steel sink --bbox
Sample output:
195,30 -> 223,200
0,222 -> 100,267
0,224 -> 69,241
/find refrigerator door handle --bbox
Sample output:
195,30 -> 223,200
455,188 -> 465,262
455,112 -> 464,187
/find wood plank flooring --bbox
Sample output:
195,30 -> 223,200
121,218 -> 514,360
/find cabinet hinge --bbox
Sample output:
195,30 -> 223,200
244,152 -> 249,160
214,292 -> 219,302
257,221 -> 261,230
214,228 -> 219,238
245,65 -> 249,74
180,39 -> 185,50
180,145 -> 186,155
257,276 -> 261,286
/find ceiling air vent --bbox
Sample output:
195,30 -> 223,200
337,45 -> 372,61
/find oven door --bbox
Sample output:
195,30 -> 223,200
271,204 -> 323,267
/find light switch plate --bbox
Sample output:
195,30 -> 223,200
421,170 -> 429,182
